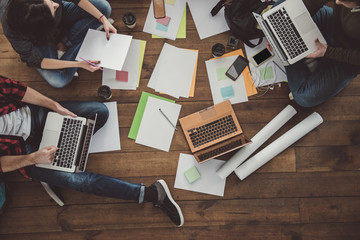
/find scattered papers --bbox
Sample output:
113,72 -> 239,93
187,0 -> 230,39
89,102 -> 121,153
148,43 -> 198,98
102,39 -> 146,90
153,7 -> 186,39
244,37 -> 287,87
135,97 -> 181,152
144,0 -> 186,40
206,55 -> 249,105
174,153 -> 226,196
76,29 -> 132,71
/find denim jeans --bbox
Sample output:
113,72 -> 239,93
272,0 -> 360,107
36,0 -> 112,88
24,102 -> 145,203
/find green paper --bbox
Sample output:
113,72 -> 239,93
152,6 -> 186,39
184,166 -> 201,183
216,67 -> 228,81
128,92 -> 175,140
165,0 -> 175,5
260,66 -> 274,80
137,40 -> 146,87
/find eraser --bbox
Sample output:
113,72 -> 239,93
184,166 -> 201,183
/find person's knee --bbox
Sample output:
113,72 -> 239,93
94,102 -> 109,127
91,0 -> 112,18
292,92 -> 320,108
44,74 -> 73,89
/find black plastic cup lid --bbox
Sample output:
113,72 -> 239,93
212,43 -> 225,56
98,85 -> 111,98
123,12 -> 136,25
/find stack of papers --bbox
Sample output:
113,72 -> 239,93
205,49 -> 257,105
143,0 -> 186,40
129,92 -> 181,152
102,39 -> 146,90
187,0 -> 230,39
153,7 -> 186,39
148,43 -> 198,98
76,29 -> 132,71
244,37 -> 287,87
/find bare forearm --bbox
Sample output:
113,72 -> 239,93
0,154 -> 35,172
40,58 -> 81,70
22,87 -> 58,111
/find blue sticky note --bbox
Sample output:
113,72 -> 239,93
220,85 -> 235,100
156,21 -> 170,32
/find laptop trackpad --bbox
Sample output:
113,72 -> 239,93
199,107 -> 217,121
294,12 -> 314,35
40,130 -> 59,147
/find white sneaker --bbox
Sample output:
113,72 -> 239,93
96,18 -> 114,31
57,50 -> 65,59
74,72 -> 79,77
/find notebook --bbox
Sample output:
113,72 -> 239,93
253,0 -> 326,66
179,100 -> 251,163
36,112 -> 96,172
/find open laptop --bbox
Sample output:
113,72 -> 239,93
36,112 -> 97,172
253,0 -> 326,66
179,100 -> 251,163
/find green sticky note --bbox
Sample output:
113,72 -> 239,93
152,6 -> 186,39
220,85 -> 235,100
260,66 -> 274,80
184,166 -> 201,184
216,67 -> 228,81
165,0 -> 175,5
137,40 -> 146,87
128,92 -> 175,140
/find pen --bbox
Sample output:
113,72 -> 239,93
159,108 -> 177,130
79,57 -> 103,71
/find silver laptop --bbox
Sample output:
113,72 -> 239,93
253,0 -> 326,66
36,112 -> 96,172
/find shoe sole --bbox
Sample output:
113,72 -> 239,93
157,179 -> 184,227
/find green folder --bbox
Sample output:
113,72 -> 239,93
128,92 -> 175,140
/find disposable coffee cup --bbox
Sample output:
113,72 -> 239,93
98,85 -> 112,100
123,12 -> 136,29
212,43 -> 225,58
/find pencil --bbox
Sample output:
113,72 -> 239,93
79,57 -> 103,71
159,108 -> 177,130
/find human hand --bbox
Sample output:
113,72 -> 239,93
54,102 -> 77,118
306,38 -> 327,58
32,146 -> 58,164
79,59 -> 102,72
102,18 -> 117,40
266,41 -> 273,52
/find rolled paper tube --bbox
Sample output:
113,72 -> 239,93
235,112 -> 323,180
216,105 -> 297,179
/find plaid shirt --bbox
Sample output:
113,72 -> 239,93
0,75 -> 28,177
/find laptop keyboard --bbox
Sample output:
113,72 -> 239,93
78,122 -> 94,172
188,115 -> 237,148
268,8 -> 308,59
53,118 -> 83,169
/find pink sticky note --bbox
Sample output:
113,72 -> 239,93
116,71 -> 128,82
156,16 -> 171,26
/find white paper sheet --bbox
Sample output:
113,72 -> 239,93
244,37 -> 288,87
102,39 -> 141,90
216,105 -> 297,179
148,43 -> 198,98
187,0 -> 230,39
235,112 -> 323,180
174,153 -> 226,196
135,97 -> 181,152
205,55 -> 248,105
76,29 -> 132,71
89,102 -> 121,153
143,0 -> 186,40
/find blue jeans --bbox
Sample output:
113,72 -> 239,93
24,102 -> 145,203
272,0 -> 360,107
36,0 -> 112,88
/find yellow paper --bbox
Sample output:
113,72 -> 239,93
210,49 -> 257,96
152,6 -> 186,39
137,40 -> 147,87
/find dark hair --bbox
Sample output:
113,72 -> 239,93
6,0 -> 58,44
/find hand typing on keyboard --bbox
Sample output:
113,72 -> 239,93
32,146 -> 58,164
306,38 -> 328,59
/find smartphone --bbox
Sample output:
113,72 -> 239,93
250,47 -> 274,67
225,55 -> 249,81
153,0 -> 165,19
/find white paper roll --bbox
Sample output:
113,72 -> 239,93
235,112 -> 323,180
216,105 -> 297,179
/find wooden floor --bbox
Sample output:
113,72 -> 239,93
1,1 -> 360,239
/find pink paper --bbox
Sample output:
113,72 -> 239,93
116,71 -> 128,82
156,16 -> 171,26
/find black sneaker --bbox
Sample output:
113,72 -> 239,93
150,179 -> 184,227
